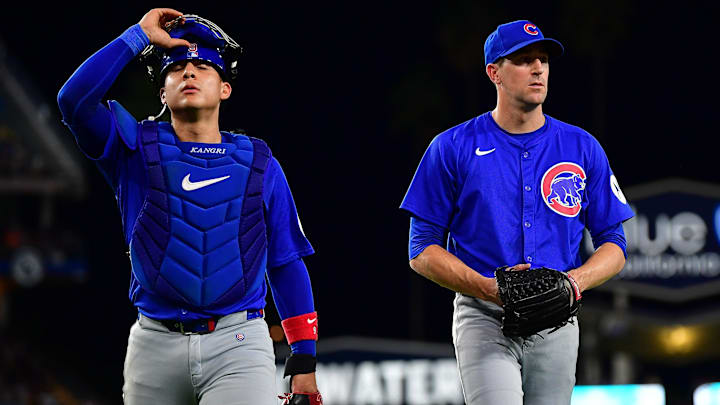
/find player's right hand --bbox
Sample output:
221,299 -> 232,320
506,263 -> 531,272
486,263 -> 530,306
139,8 -> 192,49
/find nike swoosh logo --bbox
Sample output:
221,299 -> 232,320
475,147 -> 496,156
181,174 -> 230,191
307,318 -> 317,324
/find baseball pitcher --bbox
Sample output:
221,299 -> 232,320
400,20 -> 634,405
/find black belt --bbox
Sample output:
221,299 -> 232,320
161,317 -> 218,335
158,309 -> 264,335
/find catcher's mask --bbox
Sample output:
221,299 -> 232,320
139,14 -> 243,87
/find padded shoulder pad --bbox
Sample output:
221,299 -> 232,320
107,100 -> 139,150
249,136 -> 272,160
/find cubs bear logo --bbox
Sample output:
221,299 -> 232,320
541,162 -> 586,217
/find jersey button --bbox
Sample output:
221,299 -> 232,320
522,151 -> 529,159
524,221 -> 531,228
524,185 -> 532,191
526,256 -> 533,262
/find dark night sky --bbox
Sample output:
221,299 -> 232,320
1,0 -> 716,398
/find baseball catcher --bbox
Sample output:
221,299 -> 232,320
57,8 -> 322,404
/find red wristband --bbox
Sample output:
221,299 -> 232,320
281,312 -> 318,344
566,274 -> 582,301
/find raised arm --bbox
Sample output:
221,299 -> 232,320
56,8 -> 190,157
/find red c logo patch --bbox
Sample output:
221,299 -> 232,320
524,24 -> 539,35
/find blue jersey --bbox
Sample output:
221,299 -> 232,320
56,26 -> 315,323
400,112 -> 634,277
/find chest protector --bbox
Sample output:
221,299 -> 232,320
129,121 -> 270,308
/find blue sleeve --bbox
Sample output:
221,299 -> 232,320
589,222 -> 628,259
583,136 -> 635,234
263,157 -> 315,268
409,216 -> 446,260
57,24 -> 149,160
399,133 -> 459,228
266,258 -> 316,356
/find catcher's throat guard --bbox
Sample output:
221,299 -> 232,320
495,266 -> 581,338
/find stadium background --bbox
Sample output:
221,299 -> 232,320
0,1 -> 717,404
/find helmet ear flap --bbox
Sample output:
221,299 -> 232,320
224,46 -> 243,82
139,45 -> 165,93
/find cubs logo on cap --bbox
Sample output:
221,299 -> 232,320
187,43 -> 199,58
523,23 -> 539,35
541,162 -> 586,217
484,20 -> 564,65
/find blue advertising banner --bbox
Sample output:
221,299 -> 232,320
583,178 -> 720,301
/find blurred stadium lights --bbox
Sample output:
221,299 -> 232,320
9,246 -> 44,287
571,384 -> 666,405
657,325 -> 701,355
695,383 -> 720,405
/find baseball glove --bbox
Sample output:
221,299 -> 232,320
494,266 -> 581,338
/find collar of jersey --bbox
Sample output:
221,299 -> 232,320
486,112 -> 553,149
156,122 -> 238,158
177,141 -> 237,158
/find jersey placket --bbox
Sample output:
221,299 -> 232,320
520,149 -> 536,264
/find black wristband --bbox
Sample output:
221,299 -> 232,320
283,353 -> 317,377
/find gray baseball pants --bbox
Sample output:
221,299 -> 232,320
452,293 -> 579,405
122,311 -> 277,405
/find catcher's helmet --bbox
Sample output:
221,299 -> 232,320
139,14 -> 243,86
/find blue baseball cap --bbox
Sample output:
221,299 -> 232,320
160,43 -> 226,79
484,20 -> 564,65
157,16 -> 237,81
